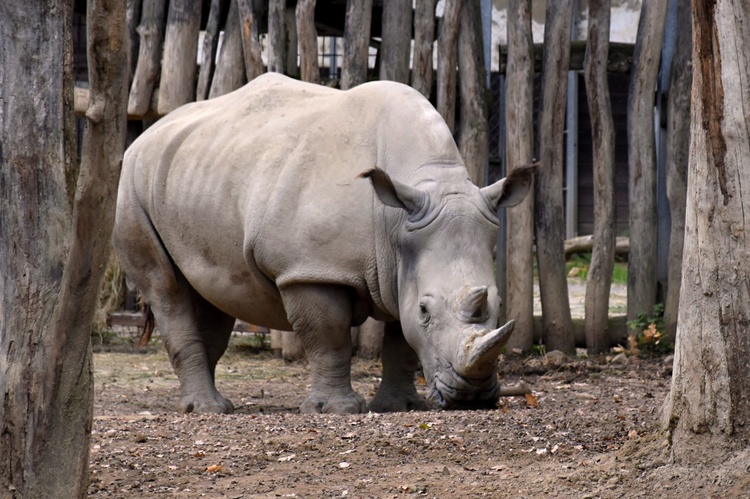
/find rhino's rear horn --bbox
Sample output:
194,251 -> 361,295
457,286 -> 489,323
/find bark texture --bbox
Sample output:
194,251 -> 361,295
583,0 -> 616,354
504,0 -> 535,354
411,0 -> 436,97
664,0 -> 750,463
196,0 -> 226,101
341,0 -> 373,89
0,0 -> 127,496
210,0 -> 246,98
626,1 -> 668,324
267,0 -> 287,73
157,0 -> 201,114
457,0 -> 488,186
379,0 -> 411,83
296,0 -> 319,83
535,0 -> 575,354
663,0 -> 692,341
237,0 -> 264,81
436,0 -> 461,133
128,0 -> 167,115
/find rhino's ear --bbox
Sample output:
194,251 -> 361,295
359,167 -> 427,214
481,162 -> 539,210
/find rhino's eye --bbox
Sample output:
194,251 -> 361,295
419,301 -> 431,325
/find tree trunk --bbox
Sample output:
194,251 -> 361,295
0,0 -> 127,496
663,0 -> 750,463
128,0 -> 168,115
196,0 -> 226,101
663,0 -> 692,341
583,0 -> 616,354
296,0 -> 319,83
157,0 -> 201,114
267,0 -> 287,73
457,0 -> 488,187
379,0 -> 411,83
237,0 -> 264,81
341,0 -> 373,90
626,1 -> 668,324
436,0 -> 461,133
411,0 -> 436,97
210,0 -> 246,98
535,0 -> 575,354
504,0 -> 535,354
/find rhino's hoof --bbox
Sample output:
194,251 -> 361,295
368,393 -> 432,413
179,393 -> 234,414
300,392 -> 366,414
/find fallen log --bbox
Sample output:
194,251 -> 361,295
564,235 -> 629,256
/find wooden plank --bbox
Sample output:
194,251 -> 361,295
436,0 -> 461,133
411,0 -> 436,97
267,0 -> 287,73
237,0 -> 264,81
128,0 -> 167,116
158,0 -> 201,114
340,0 -> 373,89
296,0 -> 319,83
196,0 -> 226,100
210,0 -> 246,98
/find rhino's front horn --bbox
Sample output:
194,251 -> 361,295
456,321 -> 515,379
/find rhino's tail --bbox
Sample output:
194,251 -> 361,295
137,304 -> 155,348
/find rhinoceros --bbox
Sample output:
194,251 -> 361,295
113,73 -> 535,414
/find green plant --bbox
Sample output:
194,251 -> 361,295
626,303 -> 672,355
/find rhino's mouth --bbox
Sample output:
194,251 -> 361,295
429,366 -> 501,410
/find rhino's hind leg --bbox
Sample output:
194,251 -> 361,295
280,284 -> 366,414
368,322 -> 432,412
153,285 -> 236,414
113,200 -> 235,414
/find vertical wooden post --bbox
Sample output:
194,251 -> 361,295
210,0 -> 246,98
196,0 -> 227,101
412,0 -> 436,97
436,0 -> 461,133
285,7 -> 299,76
268,0 -> 287,73
379,0 -> 411,83
457,0 -> 488,186
128,0 -> 168,115
504,0 -> 535,354
663,0 -> 691,341
535,0 -> 575,354
157,0 -> 201,114
583,0 -> 616,354
296,0 -> 319,83
626,1 -> 668,325
237,0 -> 264,81
341,0 -> 372,89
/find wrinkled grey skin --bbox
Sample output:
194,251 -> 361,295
113,73 -> 534,414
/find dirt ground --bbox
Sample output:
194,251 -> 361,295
88,331 -> 750,498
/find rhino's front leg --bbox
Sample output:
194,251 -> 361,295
368,322 -> 432,412
280,284 -> 366,414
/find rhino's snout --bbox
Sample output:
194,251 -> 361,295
430,367 -> 501,410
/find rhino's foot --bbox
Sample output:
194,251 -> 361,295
367,391 -> 432,413
300,391 -> 366,414
179,392 -> 234,414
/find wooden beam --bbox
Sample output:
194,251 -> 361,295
76,85 -> 161,120
498,41 -> 634,74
